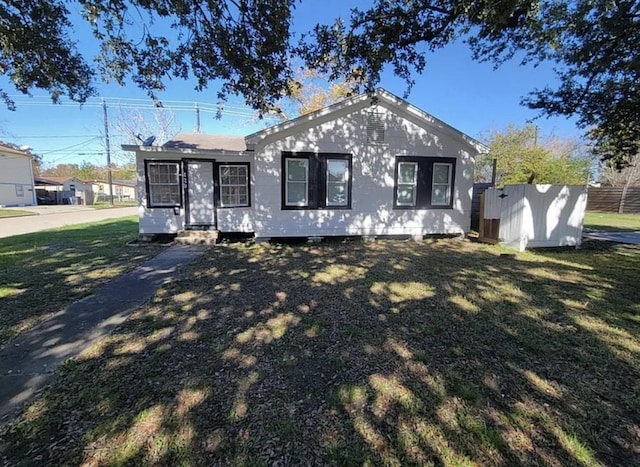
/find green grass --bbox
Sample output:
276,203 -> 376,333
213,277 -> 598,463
584,211 -> 640,231
1,238 -> 639,466
0,208 -> 35,218
0,217 -> 161,344
91,201 -> 138,209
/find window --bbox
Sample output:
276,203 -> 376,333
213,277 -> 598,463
326,159 -> 349,207
285,158 -> 308,206
219,164 -> 250,207
431,163 -> 452,206
15,184 -> 24,197
396,162 -> 417,206
146,161 -> 181,207
393,156 -> 456,209
282,152 -> 352,209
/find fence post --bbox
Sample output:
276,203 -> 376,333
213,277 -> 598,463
619,185 -> 629,213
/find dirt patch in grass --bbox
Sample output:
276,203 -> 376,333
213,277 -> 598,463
1,238 -> 639,465
0,217 -> 161,344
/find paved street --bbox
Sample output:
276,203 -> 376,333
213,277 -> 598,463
0,206 -> 138,238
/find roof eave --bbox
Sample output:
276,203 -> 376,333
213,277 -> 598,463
121,144 -> 252,157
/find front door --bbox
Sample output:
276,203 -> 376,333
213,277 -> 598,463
185,160 -> 216,229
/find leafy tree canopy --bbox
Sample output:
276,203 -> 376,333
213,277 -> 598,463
1,0 -> 638,166
477,124 -> 592,186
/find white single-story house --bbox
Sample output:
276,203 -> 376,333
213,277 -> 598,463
123,88 -> 488,240
86,179 -> 137,201
35,176 -> 92,205
0,144 -> 37,207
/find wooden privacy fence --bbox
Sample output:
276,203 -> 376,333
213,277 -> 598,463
586,187 -> 640,213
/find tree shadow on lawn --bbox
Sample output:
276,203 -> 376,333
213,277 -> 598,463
1,238 -> 639,465
0,218 -> 161,344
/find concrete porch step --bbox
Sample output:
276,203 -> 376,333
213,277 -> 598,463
174,230 -> 220,245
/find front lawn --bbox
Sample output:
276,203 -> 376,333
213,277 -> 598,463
1,239 -> 639,465
0,208 -> 35,218
584,211 -> 640,231
0,217 -> 161,344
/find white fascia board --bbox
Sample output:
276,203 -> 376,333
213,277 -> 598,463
121,144 -> 252,157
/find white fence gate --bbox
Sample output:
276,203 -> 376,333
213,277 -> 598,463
480,184 -> 587,251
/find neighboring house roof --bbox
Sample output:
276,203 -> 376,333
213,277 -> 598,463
246,87 -> 489,154
35,176 -> 85,186
86,179 -> 136,188
0,143 -> 32,158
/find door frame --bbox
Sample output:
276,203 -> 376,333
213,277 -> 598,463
183,158 -> 217,230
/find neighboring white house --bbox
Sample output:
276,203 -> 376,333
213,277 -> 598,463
86,179 -> 137,202
35,176 -> 93,205
0,144 -> 37,207
123,88 -> 488,240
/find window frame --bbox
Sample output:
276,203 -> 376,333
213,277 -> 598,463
281,152 -> 352,210
431,162 -> 453,206
145,160 -> 182,208
216,162 -> 251,208
284,157 -> 309,207
393,156 -> 456,210
395,161 -> 418,207
325,158 -> 350,207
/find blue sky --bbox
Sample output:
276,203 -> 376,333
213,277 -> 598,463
0,1 -> 582,167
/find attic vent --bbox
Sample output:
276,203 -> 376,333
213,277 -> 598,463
366,112 -> 385,144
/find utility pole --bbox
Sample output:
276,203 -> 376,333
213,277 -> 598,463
102,99 -> 114,206
195,102 -> 201,133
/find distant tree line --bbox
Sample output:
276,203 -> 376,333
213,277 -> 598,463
38,161 -> 136,181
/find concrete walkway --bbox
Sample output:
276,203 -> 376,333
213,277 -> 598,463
0,206 -> 137,239
0,244 -> 206,422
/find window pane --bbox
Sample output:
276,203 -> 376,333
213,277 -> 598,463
397,186 -> 415,205
287,159 -> 307,181
433,164 -> 450,184
327,160 -> 347,182
287,182 -> 307,205
148,163 -> 180,205
431,185 -> 450,205
398,163 -> 417,184
327,183 -> 347,206
219,165 -> 249,207
220,166 -> 231,183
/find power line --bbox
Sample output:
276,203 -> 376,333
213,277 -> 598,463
39,137 -> 102,155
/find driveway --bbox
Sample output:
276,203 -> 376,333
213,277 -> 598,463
583,230 -> 640,245
0,206 -> 138,239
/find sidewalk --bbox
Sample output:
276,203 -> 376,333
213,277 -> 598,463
0,244 -> 206,422
0,206 -> 137,239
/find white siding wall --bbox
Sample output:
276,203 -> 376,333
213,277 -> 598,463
252,103 -> 476,238
136,152 -> 254,234
0,154 -> 36,207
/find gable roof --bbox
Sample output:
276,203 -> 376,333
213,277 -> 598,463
0,143 -> 32,158
86,179 -> 136,187
35,176 -> 86,185
246,88 -> 488,154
